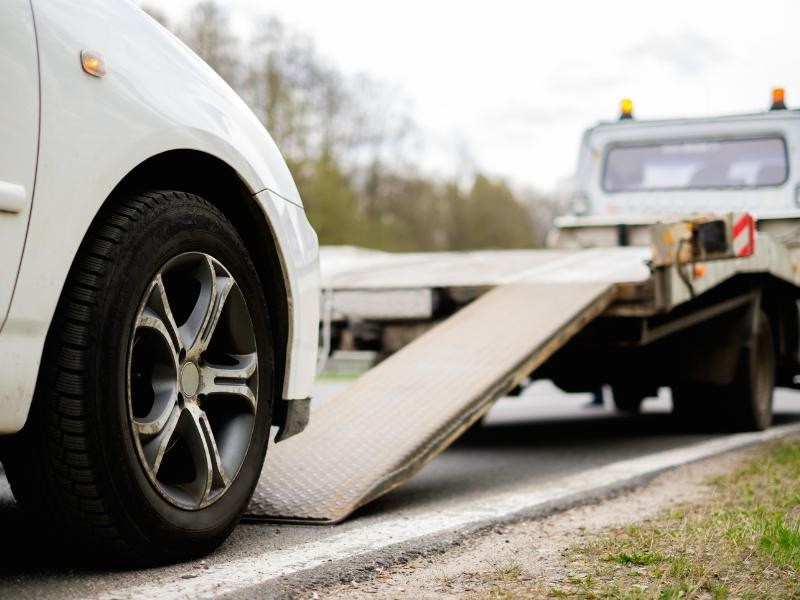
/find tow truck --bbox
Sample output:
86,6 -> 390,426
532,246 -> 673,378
243,89 -> 800,524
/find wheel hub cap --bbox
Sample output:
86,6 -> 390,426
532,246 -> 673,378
179,362 -> 200,397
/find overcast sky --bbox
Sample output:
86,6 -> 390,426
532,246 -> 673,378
145,0 -> 800,192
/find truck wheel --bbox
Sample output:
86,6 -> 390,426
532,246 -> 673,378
725,310 -> 775,431
611,385 -> 645,413
0,191 -> 273,564
671,310 -> 775,432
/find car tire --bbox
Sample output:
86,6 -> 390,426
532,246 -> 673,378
0,190 -> 274,564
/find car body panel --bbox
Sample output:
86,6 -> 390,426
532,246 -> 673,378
256,190 -> 320,399
0,0 -> 40,330
0,0 -> 319,433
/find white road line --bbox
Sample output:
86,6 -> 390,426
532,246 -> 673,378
99,423 -> 800,600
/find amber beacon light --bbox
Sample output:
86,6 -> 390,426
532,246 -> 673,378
770,87 -> 786,111
619,98 -> 634,120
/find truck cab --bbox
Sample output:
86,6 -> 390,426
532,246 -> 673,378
553,90 -> 800,248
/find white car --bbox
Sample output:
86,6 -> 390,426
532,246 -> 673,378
0,0 -> 319,562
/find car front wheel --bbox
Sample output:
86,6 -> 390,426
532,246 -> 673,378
1,190 -> 274,563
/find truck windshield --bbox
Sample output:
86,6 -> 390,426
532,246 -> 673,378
603,137 -> 787,192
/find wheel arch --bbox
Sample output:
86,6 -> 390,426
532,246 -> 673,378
108,149 -> 290,419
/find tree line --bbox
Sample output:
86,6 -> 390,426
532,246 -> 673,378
143,2 -> 558,250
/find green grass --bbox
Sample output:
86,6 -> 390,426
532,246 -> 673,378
473,439 -> 800,599
606,550 -> 666,566
760,516 -> 800,569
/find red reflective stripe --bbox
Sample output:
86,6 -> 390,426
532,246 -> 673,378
733,214 -> 751,238
737,242 -> 753,257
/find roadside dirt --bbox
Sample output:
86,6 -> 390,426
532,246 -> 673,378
310,447 -> 757,599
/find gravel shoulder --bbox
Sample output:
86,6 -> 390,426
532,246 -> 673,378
314,442 -> 784,599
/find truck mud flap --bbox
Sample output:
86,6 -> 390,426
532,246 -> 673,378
245,281 -> 617,523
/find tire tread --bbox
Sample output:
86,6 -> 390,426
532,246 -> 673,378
3,192 -> 177,561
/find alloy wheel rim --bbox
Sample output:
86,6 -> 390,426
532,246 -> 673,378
127,252 -> 258,509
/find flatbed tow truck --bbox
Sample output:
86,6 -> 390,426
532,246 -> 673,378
244,91 -> 800,524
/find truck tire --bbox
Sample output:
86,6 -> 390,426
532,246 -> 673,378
611,385 -> 645,413
0,191 -> 274,564
725,310 -> 775,431
671,310 -> 775,432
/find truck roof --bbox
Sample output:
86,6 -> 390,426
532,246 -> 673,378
588,108 -> 800,136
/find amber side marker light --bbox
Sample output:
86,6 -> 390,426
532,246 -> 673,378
619,98 -> 634,120
80,50 -> 106,78
693,263 -> 707,279
770,87 -> 786,111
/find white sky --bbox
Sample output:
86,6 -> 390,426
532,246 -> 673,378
146,0 -> 800,192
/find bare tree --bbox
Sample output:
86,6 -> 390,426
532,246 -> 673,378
171,5 -> 547,252
179,1 -> 240,87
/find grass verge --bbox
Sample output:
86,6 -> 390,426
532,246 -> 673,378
476,440 -> 800,599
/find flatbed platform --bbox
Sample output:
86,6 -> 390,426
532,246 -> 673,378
320,246 -> 652,289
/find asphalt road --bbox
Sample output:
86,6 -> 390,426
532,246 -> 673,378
1,382 -> 799,599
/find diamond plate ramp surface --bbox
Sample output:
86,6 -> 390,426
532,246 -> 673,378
246,282 -> 617,523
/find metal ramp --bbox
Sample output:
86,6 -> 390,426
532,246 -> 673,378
245,281 -> 617,523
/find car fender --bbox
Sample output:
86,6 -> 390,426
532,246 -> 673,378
0,0 -> 319,433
